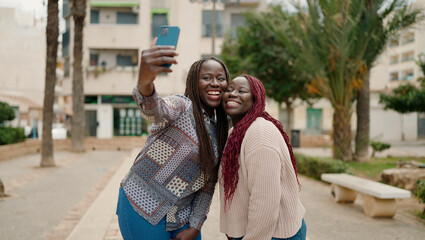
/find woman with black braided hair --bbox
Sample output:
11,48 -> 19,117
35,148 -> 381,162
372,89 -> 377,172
116,42 -> 229,240
219,75 -> 306,240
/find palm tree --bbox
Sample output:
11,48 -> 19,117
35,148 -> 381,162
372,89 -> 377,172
41,0 -> 59,167
71,0 -> 87,152
261,0 -> 371,161
260,0 -> 422,161
355,0 -> 422,162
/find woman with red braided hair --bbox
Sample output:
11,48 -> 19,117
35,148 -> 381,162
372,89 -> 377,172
219,75 -> 306,240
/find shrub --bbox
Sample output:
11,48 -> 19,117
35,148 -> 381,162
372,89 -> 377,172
0,127 -> 26,145
370,141 -> 391,157
417,179 -> 425,202
0,101 -> 15,124
416,179 -> 425,218
295,152 -> 353,180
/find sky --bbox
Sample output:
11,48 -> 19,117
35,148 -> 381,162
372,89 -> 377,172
0,0 -> 53,19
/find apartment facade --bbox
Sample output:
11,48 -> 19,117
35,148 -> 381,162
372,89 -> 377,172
368,23 -> 425,141
0,8 -> 46,136
62,0 -> 266,138
285,0 -> 425,142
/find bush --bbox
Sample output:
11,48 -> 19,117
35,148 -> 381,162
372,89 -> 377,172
370,141 -> 391,157
295,152 -> 353,180
0,101 -> 15,124
417,179 -> 425,203
0,127 -> 26,145
416,179 -> 425,218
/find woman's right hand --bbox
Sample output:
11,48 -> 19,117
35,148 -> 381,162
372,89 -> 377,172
137,40 -> 178,96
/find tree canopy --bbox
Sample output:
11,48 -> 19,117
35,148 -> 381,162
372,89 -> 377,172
220,6 -> 314,132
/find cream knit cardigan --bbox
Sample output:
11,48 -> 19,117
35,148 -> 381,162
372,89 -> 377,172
219,117 -> 305,240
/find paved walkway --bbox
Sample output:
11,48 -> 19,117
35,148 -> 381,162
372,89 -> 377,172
1,145 -> 425,240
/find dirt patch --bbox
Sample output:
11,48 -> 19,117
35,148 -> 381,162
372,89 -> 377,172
397,196 -> 425,223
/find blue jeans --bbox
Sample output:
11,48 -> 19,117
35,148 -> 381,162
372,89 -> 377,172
116,187 -> 202,240
232,219 -> 306,240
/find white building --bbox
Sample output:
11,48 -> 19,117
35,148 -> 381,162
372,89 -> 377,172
369,22 -> 425,140
0,8 -> 46,136
62,0 -> 267,138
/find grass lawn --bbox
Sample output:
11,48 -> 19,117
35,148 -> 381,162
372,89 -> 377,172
347,157 -> 425,180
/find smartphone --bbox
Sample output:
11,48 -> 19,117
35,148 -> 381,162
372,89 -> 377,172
155,26 -> 180,67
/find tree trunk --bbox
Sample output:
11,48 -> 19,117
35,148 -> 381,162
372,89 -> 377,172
0,177 -> 6,197
283,100 -> 293,140
41,0 -> 59,167
71,0 -> 87,152
332,104 -> 353,161
355,72 -> 370,162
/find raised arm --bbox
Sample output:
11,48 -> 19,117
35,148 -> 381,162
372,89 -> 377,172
133,43 -> 183,128
137,42 -> 178,96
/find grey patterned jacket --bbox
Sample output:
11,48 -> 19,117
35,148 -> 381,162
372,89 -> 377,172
121,87 -> 218,231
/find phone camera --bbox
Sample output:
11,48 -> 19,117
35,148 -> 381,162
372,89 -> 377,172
160,27 -> 168,36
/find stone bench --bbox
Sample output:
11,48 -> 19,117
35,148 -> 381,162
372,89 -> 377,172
321,173 -> 411,218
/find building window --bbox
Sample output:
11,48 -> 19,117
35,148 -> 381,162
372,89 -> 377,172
402,32 -> 414,44
88,49 -> 138,71
202,10 -> 223,37
90,10 -> 100,24
390,39 -> 399,47
90,53 -> 99,66
151,9 -> 168,38
117,12 -> 138,24
63,0 -> 70,17
116,55 -> 135,66
113,107 -> 147,136
306,108 -> 322,134
231,13 -> 245,38
62,29 -> 70,57
85,95 -> 98,104
401,69 -> 414,81
390,72 -> 399,81
390,55 -> 398,65
401,51 -> 414,62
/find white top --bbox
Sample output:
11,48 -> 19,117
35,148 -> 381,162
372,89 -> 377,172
219,117 -> 305,240
321,173 -> 411,199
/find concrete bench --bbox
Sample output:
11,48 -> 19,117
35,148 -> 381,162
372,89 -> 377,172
321,173 -> 411,218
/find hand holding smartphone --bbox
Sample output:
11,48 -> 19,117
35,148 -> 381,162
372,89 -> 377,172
155,26 -> 180,67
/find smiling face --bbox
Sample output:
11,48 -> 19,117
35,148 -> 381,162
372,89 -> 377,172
222,76 -> 254,126
198,60 -> 228,116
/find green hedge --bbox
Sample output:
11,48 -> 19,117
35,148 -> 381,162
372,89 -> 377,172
0,127 -> 26,145
295,152 -> 353,180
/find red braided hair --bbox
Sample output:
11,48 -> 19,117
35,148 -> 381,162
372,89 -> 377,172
221,74 -> 300,210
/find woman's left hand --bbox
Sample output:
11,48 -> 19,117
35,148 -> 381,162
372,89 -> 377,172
173,227 -> 200,240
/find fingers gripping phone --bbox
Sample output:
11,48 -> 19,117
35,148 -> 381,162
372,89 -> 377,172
155,26 -> 180,67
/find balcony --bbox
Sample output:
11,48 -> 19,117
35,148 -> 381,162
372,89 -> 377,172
85,24 -> 143,49
85,67 -> 138,95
